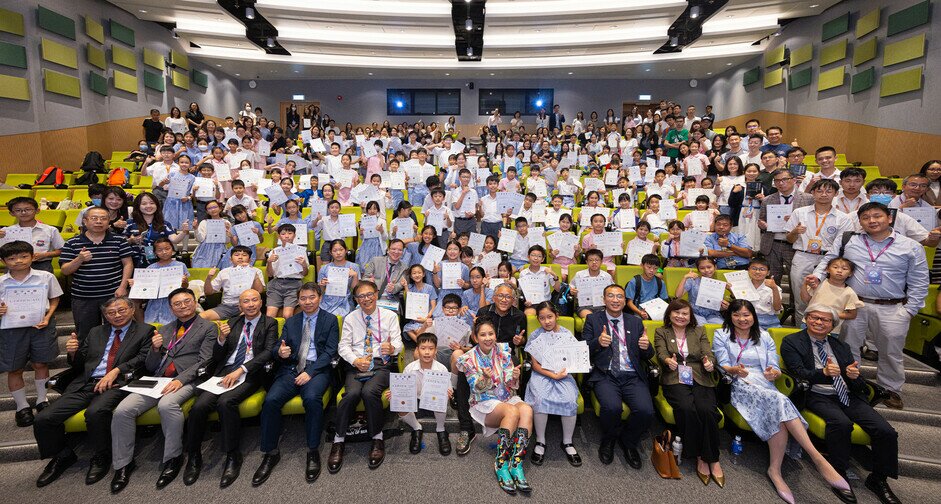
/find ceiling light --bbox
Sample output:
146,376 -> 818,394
810,4 -> 819,7
245,7 -> 255,20
266,37 -> 275,48
773,31 -> 781,37
445,72 -> 450,76
490,72 -> 495,75
467,46 -> 473,56
690,6 -> 701,19
535,99 -> 544,107
567,71 -> 573,75
139,9 -> 147,13
645,68 -> 651,72
216,64 -> 222,67
727,62 -> 733,66
235,73 -> 240,76
465,18 -> 473,31
706,72 -> 713,75
294,70 -> 299,73
670,36 -> 679,47
368,72 -> 373,75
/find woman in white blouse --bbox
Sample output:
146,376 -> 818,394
572,112 -> 585,136
509,111 -> 523,133
164,107 -> 187,135
714,156 -> 747,215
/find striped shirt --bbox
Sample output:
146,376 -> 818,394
60,232 -> 133,299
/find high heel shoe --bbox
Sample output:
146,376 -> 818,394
697,470 -> 710,486
766,472 -> 795,504
711,473 -> 726,488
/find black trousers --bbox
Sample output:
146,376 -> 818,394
593,372 -> 654,449
806,392 -> 899,479
662,383 -> 721,463
33,382 -> 128,459
71,296 -> 111,342
334,364 -> 391,438
185,376 -> 262,455
455,372 -> 475,432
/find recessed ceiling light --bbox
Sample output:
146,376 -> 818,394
611,25 -> 618,29
809,4 -> 819,7
645,68 -> 651,72
706,72 -> 713,75
139,9 -> 147,13
567,71 -> 573,75
726,15 -> 734,18
235,73 -> 240,76
490,72 -> 495,75
535,29 -> 541,32
368,72 -> 373,75
216,64 -> 222,67
726,62 -> 733,66
667,69 -> 674,72
294,70 -> 299,73
445,73 -> 450,76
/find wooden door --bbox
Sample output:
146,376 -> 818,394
279,100 -> 320,130
622,102 -> 656,123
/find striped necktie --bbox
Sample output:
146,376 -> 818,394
815,340 -> 850,407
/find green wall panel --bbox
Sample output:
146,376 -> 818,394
0,8 -> 25,36
822,13 -> 849,41
88,71 -> 107,95
0,41 -> 27,68
143,70 -> 165,92
192,69 -> 208,87
37,6 -> 75,40
788,67 -> 812,90
109,19 -> 135,46
887,0 -> 931,37
43,68 -> 81,98
851,67 -> 876,94
743,67 -> 760,86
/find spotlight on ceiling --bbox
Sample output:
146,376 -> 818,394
467,46 -> 473,56
395,100 -> 404,109
535,99 -> 544,107
670,36 -> 679,47
465,18 -> 473,31
690,6 -> 701,19
266,36 -> 275,47
245,6 -> 255,19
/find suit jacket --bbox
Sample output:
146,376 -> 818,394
208,314 -> 278,378
277,310 -> 339,377
583,310 -> 652,384
146,316 -> 217,385
65,322 -> 154,394
364,256 -> 408,299
549,113 -> 566,131
654,326 -> 717,387
780,329 -> 867,398
758,190 -> 814,255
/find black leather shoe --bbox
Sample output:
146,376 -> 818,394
562,443 -> 582,467
530,442 -> 546,465
85,453 -> 110,485
437,431 -> 452,456
598,440 -> 615,465
306,450 -> 321,483
36,452 -> 77,487
110,461 -> 135,494
35,401 -> 50,413
409,430 -> 423,454
155,454 -> 183,489
832,483 -> 858,504
15,407 -> 34,427
865,474 -> 901,504
219,452 -> 242,489
251,452 -> 280,487
327,442 -> 344,474
622,443 -> 642,470
861,347 -> 879,361
368,439 -> 385,469
183,452 -> 202,486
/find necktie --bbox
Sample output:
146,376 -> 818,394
297,317 -> 312,374
364,315 -> 374,358
232,321 -> 252,369
106,329 -> 122,373
815,340 -> 850,407
163,325 -> 185,377
783,195 -> 792,205
610,319 -> 621,372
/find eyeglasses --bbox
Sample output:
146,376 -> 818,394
749,266 -> 769,272
170,298 -> 195,308
355,291 -> 377,300
10,207 -> 35,214
494,293 -> 515,300
604,293 -> 626,300
773,177 -> 793,184
104,307 -> 131,316
86,216 -> 109,222
806,314 -> 833,324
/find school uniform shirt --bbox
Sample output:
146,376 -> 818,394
424,205 -> 453,234
798,169 -> 842,193
147,162 -> 179,188
544,207 -> 572,229
402,359 -> 450,395
783,206 -> 854,253
479,194 -> 502,224
317,215 -> 344,242
571,269 -> 614,305
210,266 -> 266,306
645,182 -> 675,200
834,194 -> 867,215
510,232 -> 533,263
448,187 -> 478,218
3,222 -> 64,256
224,195 -> 258,216
0,269 -> 63,319
753,282 -> 783,315
270,245 -> 309,280
518,267 -> 555,301
60,232 -> 133,299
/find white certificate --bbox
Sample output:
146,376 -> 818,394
599,154 -> 612,166
310,138 -> 326,153
338,214 -> 357,237
425,212 -> 447,235
724,270 -> 760,302
419,370 -> 451,413
531,179 -> 548,199
288,155 -> 310,172
531,199 -> 547,223
458,189 -> 479,216
157,266 -> 185,297
419,244 -> 446,271
583,178 -> 605,194
227,266 -> 257,295
434,316 -> 470,347
578,154 -> 590,166
325,266 -> 350,297
168,176 -> 190,199
628,166 -> 643,183
640,297 -> 669,321
193,178 -> 215,199
542,342 -> 591,373
658,199 -> 678,220
901,207 -> 938,232
468,232 -> 486,255
214,163 -> 232,182
685,188 -> 715,207
128,269 -> 161,300
390,373 -> 418,413
579,207 -> 610,227
688,210 -> 713,232
519,274 -> 548,304
298,175 -> 313,190
596,232 -> 624,257
233,221 -> 260,246
547,231 -> 578,259
765,204 -> 791,232
576,275 -> 611,308
479,251 -> 502,277
0,284 -> 47,329
121,377 -> 174,399
334,169 -> 355,189
604,169 -> 620,186
256,140 -> 271,157
360,215 -> 380,240
239,168 -> 264,185
274,244 -> 306,277
498,228 -> 518,253
387,171 -> 406,190
404,291 -> 430,320
264,184 -> 290,208
441,261 -> 462,290
361,142 -> 377,158
1,226 -> 32,247
228,152 -> 249,170
694,277 -> 727,311
685,157 -> 704,176
495,191 -> 525,215
476,168 -> 492,186
301,130 -> 312,145
310,200 -> 328,220
391,217 -> 415,240
197,373 -> 247,395
626,240 -> 652,264
679,230 -> 708,257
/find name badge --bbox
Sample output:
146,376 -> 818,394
806,238 -> 823,254
864,264 -> 883,285
678,364 -> 694,386
144,244 -> 156,261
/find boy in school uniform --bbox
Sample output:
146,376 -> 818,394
424,188 -> 454,247
478,175 -> 505,238
0,197 -> 64,274
0,241 -> 63,426
202,245 -> 267,321
265,223 -> 310,319
624,254 -> 669,320
449,169 -> 479,236
569,249 -> 615,319
507,217 -> 533,270
223,179 -> 258,218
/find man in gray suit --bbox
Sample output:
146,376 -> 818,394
109,288 -> 217,494
33,297 -> 153,487
758,168 -> 814,284
363,239 -> 409,304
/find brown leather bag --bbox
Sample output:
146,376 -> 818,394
651,429 -> 682,479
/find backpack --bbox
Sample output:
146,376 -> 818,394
107,167 -> 130,187
630,274 -> 665,307
18,166 -> 67,189
75,170 -> 99,186
79,151 -> 106,173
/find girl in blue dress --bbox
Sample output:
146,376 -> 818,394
525,302 -> 582,467
402,264 -> 438,343
712,299 -> 849,503
163,157 -> 195,229
317,239 -> 361,317
230,204 -> 265,266
356,200 -> 388,267
270,198 -> 313,244
432,240 -> 469,317
406,224 -> 439,285
124,192 -> 185,268
191,200 -> 232,268
461,266 -> 493,317
675,257 -> 728,325
142,237 -> 189,325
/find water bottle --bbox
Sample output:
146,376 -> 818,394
730,435 -> 743,465
671,435 -> 683,464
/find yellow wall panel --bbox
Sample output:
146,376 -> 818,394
818,65 -> 845,91
171,69 -> 189,90
820,39 -> 847,66
85,16 -> 104,44
0,74 -> 29,100
764,67 -> 784,88
143,47 -> 165,70
111,45 -> 136,71
883,33 -> 926,67
790,43 -> 812,67
41,38 -> 78,69
113,69 -> 137,94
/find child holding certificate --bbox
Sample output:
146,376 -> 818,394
745,258 -> 783,330
638,194 -> 668,235
412,294 -> 473,367
202,245 -> 266,320
0,197 -> 64,274
432,241 -> 470,317
191,200 -> 232,268
317,239 -> 361,317
356,201 -> 388,267
0,240 -> 62,427
222,179 -> 257,219
266,224 -> 311,319
660,220 -> 696,268
140,237 -> 188,325
230,205 -> 266,266
403,264 -> 438,343
525,302 -> 582,467
625,254 -> 669,320
625,221 -> 659,263
569,249 -> 614,318
518,246 -> 560,317
192,163 -> 221,224
461,266 -> 494,316
386,333 -> 454,456
547,214 -> 579,280
581,213 -> 618,273
676,257 -> 728,324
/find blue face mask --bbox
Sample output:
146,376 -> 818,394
90,198 -> 102,206
869,194 -> 893,206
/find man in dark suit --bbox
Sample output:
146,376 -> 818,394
252,282 -> 339,486
33,297 -> 152,487
109,288 -> 217,493
781,305 -> 900,504
758,168 -> 815,284
182,289 -> 278,487
549,104 -> 565,132
583,284 -> 654,470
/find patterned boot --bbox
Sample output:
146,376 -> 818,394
509,427 -> 532,494
494,428 -> 515,494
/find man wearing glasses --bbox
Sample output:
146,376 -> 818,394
888,174 -> 933,210
59,207 -> 134,342
330,281 -> 402,473
758,168 -> 814,284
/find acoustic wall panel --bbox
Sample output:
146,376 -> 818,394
143,70 -> 165,92
143,47 -> 165,70
41,37 -> 78,69
883,33 -> 926,67
764,46 -> 785,67
0,74 -> 30,100
887,1 -> 930,37
170,50 -> 188,70
88,71 -> 107,95
743,67 -> 760,86
790,43 -> 812,67
37,6 -> 75,40
171,69 -> 189,90
111,44 -> 136,71
0,41 -> 27,68
820,39 -> 848,66
86,44 -> 106,70
822,13 -> 849,41
109,19 -> 135,46
113,69 -> 137,93
0,8 -> 25,36
851,67 -> 876,94
84,15 -> 104,44
856,8 -> 881,38
880,67 -> 923,97
818,65 -> 846,91
764,67 -> 783,88
789,67 -> 813,90
192,69 -> 208,87
43,68 -> 81,98
854,37 -> 878,66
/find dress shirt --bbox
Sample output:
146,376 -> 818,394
704,232 -> 752,267
338,307 -> 403,364
92,322 -> 131,378
809,335 -> 837,396
224,315 -> 261,368
783,205 -> 854,252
